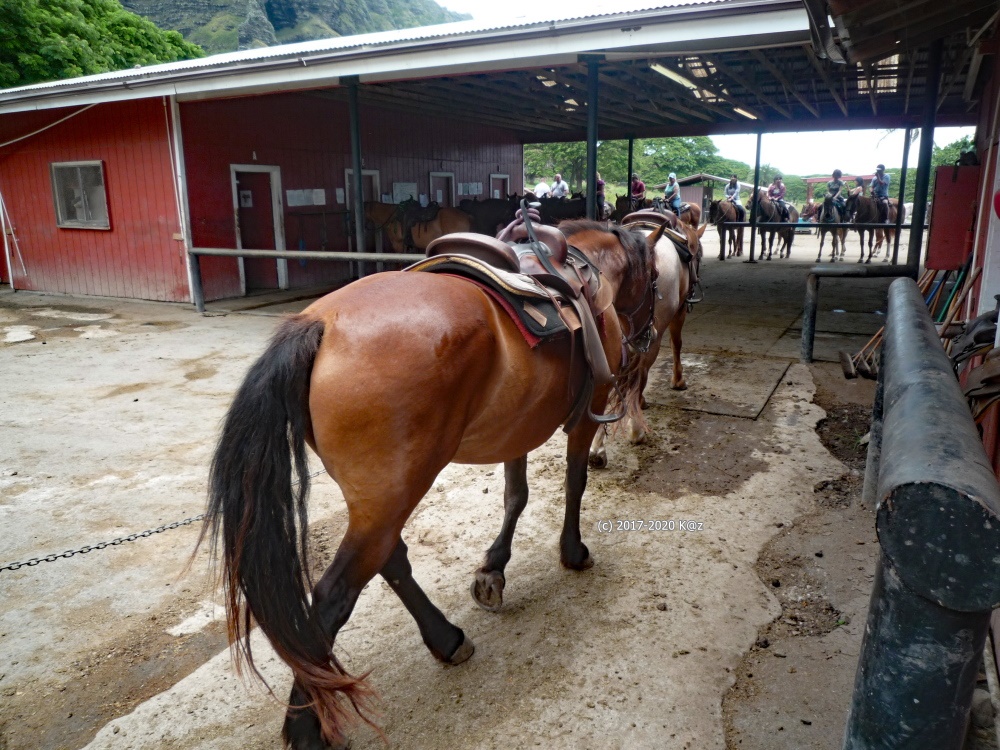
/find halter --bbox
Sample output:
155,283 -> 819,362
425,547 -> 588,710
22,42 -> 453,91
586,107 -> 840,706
618,274 -> 658,354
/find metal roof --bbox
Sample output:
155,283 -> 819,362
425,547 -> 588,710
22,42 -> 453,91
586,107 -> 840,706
0,0 -> 806,111
0,0 -> 991,140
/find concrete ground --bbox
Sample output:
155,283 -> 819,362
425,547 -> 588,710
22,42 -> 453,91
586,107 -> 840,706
0,228 -> 962,750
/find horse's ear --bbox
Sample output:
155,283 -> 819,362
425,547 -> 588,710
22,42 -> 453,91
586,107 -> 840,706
696,223 -> 708,238
648,222 -> 668,248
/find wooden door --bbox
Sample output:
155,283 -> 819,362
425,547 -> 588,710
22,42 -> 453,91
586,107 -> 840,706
236,171 -> 278,291
430,173 -> 454,207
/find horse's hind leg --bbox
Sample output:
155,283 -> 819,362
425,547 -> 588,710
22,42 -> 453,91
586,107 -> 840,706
383,537 -> 473,663
283,516 -> 414,749
472,455 -> 528,611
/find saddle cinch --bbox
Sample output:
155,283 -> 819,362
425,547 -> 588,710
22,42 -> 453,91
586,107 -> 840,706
404,221 -> 617,429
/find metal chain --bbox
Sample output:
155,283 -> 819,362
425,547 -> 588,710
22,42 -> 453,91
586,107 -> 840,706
0,515 -> 206,572
0,469 -> 327,574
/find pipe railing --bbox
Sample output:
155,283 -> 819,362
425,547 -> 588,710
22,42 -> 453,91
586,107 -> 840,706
800,263 -> 916,362
843,277 -> 1000,749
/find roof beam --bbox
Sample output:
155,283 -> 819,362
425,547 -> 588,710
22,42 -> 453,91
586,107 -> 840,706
706,56 -> 792,119
644,57 -> 764,120
540,68 -> 684,127
618,65 -> 736,123
748,50 -> 820,117
803,45 -> 848,116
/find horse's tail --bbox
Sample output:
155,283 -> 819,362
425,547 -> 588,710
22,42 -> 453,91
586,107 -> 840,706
197,315 -> 378,744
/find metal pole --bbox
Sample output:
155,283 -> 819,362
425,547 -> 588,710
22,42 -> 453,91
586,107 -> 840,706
892,127 -> 911,265
586,58 -> 599,220
801,273 -> 819,362
626,137 -> 634,209
346,76 -> 367,279
747,131 -> 762,263
906,40 -> 943,270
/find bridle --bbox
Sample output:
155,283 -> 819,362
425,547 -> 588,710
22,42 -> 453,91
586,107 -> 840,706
619,220 -> 663,354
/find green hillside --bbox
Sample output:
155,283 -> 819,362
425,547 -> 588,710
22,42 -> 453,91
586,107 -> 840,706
121,0 -> 470,54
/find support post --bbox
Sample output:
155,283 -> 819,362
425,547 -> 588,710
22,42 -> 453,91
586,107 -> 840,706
801,272 -> 819,362
585,58 -> 599,220
906,40 -> 943,269
626,137 -> 634,209
346,76 -> 367,279
747,131 -> 762,263
892,127 -> 911,265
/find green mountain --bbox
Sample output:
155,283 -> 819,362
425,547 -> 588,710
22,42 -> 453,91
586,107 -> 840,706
121,0 -> 470,54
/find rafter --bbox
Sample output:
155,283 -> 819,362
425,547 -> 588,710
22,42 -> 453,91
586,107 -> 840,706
705,56 -> 791,119
619,65 -> 737,123
803,45 -> 848,116
749,50 -> 820,117
540,68 -> 681,128
596,70 -> 712,123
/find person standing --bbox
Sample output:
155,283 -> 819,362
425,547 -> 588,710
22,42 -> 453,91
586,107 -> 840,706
630,173 -> 646,211
664,172 -> 681,214
594,172 -> 607,219
550,173 -> 570,199
724,174 -> 745,221
870,164 -> 891,223
768,174 -> 789,221
533,178 -> 550,199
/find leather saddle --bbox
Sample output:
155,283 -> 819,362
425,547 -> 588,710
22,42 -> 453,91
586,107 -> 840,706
622,211 -> 702,305
419,218 -> 619,429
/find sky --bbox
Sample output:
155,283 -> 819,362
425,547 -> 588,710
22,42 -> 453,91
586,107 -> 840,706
436,1 -> 976,176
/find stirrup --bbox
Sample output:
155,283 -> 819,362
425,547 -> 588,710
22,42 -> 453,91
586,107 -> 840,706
686,281 -> 704,310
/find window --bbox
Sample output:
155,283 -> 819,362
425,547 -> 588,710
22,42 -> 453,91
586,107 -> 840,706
51,161 -> 109,229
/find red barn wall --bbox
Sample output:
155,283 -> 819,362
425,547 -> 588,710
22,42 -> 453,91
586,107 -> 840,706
181,91 -> 523,300
0,99 -> 188,301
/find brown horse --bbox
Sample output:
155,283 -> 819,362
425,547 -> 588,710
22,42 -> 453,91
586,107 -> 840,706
614,194 -> 652,221
846,194 -> 904,263
458,196 -> 518,235
365,201 -> 473,252
708,199 -> 744,260
199,221 -> 658,749
816,194 -> 848,263
749,189 -> 796,260
589,213 -> 707,466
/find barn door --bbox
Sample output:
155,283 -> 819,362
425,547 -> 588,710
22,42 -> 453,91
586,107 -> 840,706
232,165 -> 287,294
429,172 -> 455,207
490,173 -> 510,200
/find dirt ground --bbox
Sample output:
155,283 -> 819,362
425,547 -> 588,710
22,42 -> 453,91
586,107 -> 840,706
0,228 -> 982,750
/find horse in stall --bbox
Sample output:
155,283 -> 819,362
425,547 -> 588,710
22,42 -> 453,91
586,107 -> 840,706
537,195 -> 589,225
364,201 -> 473,252
459,196 -> 518,236
589,209 -> 706,467
845,193 -> 904,263
749,189 -> 796,260
198,216 -> 660,750
815,194 -> 848,263
708,199 -> 744,260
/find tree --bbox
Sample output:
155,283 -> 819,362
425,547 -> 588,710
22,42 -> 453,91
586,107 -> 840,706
0,0 -> 204,89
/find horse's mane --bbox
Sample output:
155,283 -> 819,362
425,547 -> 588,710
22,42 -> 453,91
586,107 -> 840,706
559,219 -> 652,283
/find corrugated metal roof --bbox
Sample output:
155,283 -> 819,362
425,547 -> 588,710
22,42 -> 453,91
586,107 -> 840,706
0,0 -> 743,96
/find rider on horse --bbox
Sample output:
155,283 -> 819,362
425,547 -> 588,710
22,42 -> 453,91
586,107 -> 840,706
871,165 -> 891,223
664,173 -> 681,215
768,175 -> 790,221
630,173 -> 646,212
827,169 -> 847,214
724,174 -> 746,221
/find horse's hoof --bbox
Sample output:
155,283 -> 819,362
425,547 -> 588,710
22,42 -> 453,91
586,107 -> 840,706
588,449 -> 608,469
640,395 -> 648,409
447,634 -> 475,666
471,570 -> 505,612
671,380 -> 687,391
562,546 -> 594,571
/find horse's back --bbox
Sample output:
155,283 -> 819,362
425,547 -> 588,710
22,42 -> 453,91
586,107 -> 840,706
301,272 -> 578,468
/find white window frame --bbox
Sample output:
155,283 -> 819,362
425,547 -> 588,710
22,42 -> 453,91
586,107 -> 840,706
51,160 -> 110,230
